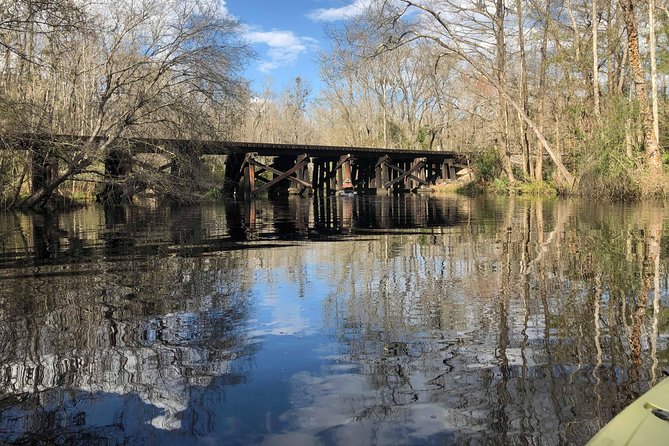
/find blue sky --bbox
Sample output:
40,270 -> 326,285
224,0 -> 370,96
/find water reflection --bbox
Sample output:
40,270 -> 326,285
0,196 -> 667,444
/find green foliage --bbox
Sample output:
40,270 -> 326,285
511,164 -> 527,182
490,177 -> 510,194
465,148 -> 557,196
417,126 -> 427,148
516,180 -> 558,196
481,176 -> 557,196
416,126 -> 436,150
577,98 -> 642,200
204,188 -> 224,200
456,181 -> 486,196
472,147 -> 502,182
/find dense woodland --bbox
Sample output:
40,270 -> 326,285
1,0 -> 668,209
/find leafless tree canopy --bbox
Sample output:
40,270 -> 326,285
0,0 -> 251,208
239,0 -> 666,197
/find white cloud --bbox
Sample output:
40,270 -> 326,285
307,0 -> 373,22
243,28 -> 318,73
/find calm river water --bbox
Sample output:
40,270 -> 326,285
0,195 -> 667,445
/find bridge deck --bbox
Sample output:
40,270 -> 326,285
5,134 -> 468,161
202,141 -> 466,160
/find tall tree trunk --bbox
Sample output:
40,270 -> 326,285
649,0 -> 660,144
566,0 -> 582,63
536,0 -> 550,181
495,0 -> 515,183
517,0 -> 532,177
606,0 -> 614,94
620,0 -> 663,175
592,0 -> 601,118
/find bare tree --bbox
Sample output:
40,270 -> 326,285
2,0 -> 249,208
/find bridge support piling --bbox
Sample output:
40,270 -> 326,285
326,160 -> 335,195
375,157 -> 389,195
223,154 -> 245,196
383,158 -> 428,193
441,160 -> 450,180
251,154 -> 311,197
241,153 -> 256,198
336,158 -> 343,190
312,158 -> 335,196
427,161 -> 439,184
311,159 -> 320,193
353,159 -> 372,194
337,154 -> 353,192
268,157 -> 292,196
294,156 -> 311,196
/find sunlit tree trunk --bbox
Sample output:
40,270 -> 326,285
649,0 -> 660,144
517,0 -> 532,177
495,0 -> 515,183
620,0 -> 663,175
592,0 -> 601,118
536,0 -> 550,181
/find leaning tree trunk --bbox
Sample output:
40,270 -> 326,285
620,0 -> 663,176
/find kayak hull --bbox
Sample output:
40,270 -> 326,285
588,378 -> 669,445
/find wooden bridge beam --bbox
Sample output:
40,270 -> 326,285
441,159 -> 458,180
375,156 -> 390,195
312,155 -> 349,194
352,159 -> 376,193
252,154 -> 312,196
250,157 -> 312,190
294,156 -> 311,196
382,158 -> 429,190
241,153 -> 256,198
311,160 -> 321,193
383,158 -> 429,191
337,154 -> 354,192
223,153 -> 245,196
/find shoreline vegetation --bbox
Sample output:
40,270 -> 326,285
1,0 -> 668,210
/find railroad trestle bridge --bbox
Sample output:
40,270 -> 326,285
223,142 -> 469,197
11,136 -> 470,199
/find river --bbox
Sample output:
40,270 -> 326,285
0,195 -> 667,445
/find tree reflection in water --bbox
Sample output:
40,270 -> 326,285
0,196 -> 667,445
